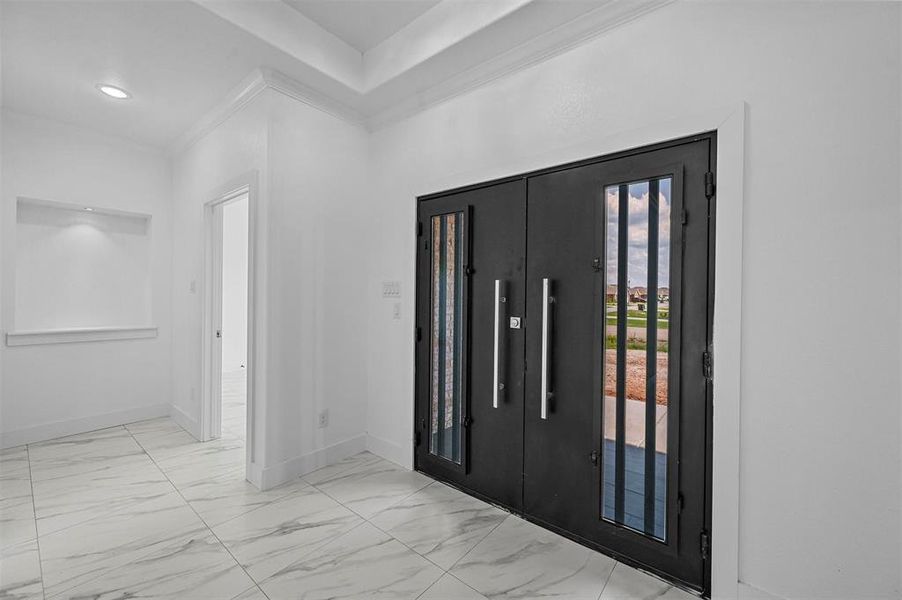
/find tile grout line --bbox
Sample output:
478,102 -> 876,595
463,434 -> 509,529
423,494 -> 617,600
304,471 -> 456,584
126,421 -> 390,594
305,462 -> 433,527
427,513 -> 510,600
309,468 -> 506,599
304,475 -> 441,568
23,426 -> 627,600
24,444 -> 48,600
25,426 -> 174,542
596,560 -> 617,600
26,426 -> 180,537
299,452 -> 378,487
250,510 -> 376,591
30,438 -> 200,599
187,471 -> 306,531
443,511 -> 511,573
237,458 -> 441,591
444,570 -> 492,598
126,423 -> 273,600
24,427 -> 198,600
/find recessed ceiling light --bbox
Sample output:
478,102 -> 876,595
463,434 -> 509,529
96,84 -> 130,99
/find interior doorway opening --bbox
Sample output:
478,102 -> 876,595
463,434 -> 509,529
202,182 -> 254,473
218,194 -> 249,441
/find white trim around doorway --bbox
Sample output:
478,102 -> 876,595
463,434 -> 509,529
201,171 -> 262,486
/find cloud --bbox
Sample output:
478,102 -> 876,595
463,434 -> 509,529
603,179 -> 672,288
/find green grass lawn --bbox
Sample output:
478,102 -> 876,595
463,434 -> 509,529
605,335 -> 668,352
605,304 -> 669,329
606,317 -> 669,329
627,309 -> 667,318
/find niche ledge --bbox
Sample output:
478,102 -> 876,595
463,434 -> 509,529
6,326 -> 158,347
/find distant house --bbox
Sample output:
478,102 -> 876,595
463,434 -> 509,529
607,286 -> 668,305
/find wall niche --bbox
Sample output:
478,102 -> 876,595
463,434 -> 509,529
9,197 -> 155,345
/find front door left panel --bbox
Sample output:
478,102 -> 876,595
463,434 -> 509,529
415,180 -> 526,511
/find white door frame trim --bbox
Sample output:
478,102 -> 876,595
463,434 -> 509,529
412,102 -> 746,599
202,170 -> 261,483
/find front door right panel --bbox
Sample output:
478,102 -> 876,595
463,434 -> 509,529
523,137 -> 713,591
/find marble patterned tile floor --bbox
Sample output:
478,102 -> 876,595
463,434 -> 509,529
0,371 -> 699,599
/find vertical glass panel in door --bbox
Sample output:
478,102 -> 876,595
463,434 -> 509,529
430,212 -> 465,464
602,178 -> 671,541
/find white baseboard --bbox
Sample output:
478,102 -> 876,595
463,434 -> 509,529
258,434 -> 367,490
169,404 -> 201,440
366,433 -> 410,469
246,461 -> 263,489
737,582 -> 784,600
0,403 -> 170,449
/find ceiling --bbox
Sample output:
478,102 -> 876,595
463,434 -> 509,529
283,0 -> 441,53
0,0 -> 672,151
0,0 -> 362,149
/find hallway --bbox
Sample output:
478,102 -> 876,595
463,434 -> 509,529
1,418 -> 696,599
221,368 -> 247,441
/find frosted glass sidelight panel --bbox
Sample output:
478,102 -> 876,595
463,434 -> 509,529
602,177 -> 671,541
430,212 -> 465,464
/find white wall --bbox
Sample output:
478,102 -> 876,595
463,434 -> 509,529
221,194 -> 248,371
364,3 -> 901,599
171,88 -> 369,487
0,110 -> 172,445
264,91 -> 369,481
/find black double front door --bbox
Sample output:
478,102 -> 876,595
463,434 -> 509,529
414,134 -> 715,594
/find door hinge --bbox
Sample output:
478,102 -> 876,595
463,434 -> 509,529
414,430 -> 422,446
592,257 -> 601,272
702,350 -> 713,381
681,209 -> 688,225
589,449 -> 599,466
415,326 -> 422,343
705,171 -> 715,199
700,530 -> 711,560
462,415 -> 473,428
677,493 -> 685,514
417,221 -> 423,237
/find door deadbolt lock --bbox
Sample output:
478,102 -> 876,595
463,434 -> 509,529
509,316 -> 521,329
216,330 -> 222,338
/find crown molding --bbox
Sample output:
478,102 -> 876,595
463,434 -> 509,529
366,0 -> 675,131
170,67 -> 366,155
172,0 -> 674,151
261,68 -> 366,127
170,69 -> 269,155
